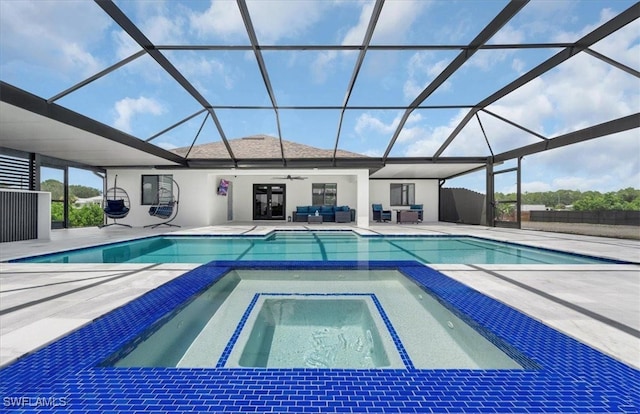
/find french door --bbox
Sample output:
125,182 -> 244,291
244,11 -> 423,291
253,184 -> 286,220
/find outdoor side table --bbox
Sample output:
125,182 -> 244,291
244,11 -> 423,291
307,215 -> 323,224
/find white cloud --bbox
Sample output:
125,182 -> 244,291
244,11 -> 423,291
439,17 -> 640,167
144,14 -> 185,44
174,54 -> 234,91
403,53 -> 451,100
354,112 -> 423,137
403,109 -> 469,156
370,0 -> 430,44
249,0 -> 324,43
317,0 -> 432,85
355,113 -> 397,135
354,111 -> 446,156
525,130 -> 640,189
590,19 -> 640,69
311,51 -> 338,84
114,30 -> 140,61
467,24 -> 526,72
114,97 -> 166,133
341,1 -> 373,46
361,148 -> 384,157
490,24 -> 525,45
191,0 -> 326,44
340,0 -> 431,46
511,58 -> 526,74
189,0 -> 246,40
509,0 -> 577,42
0,1 -> 109,78
552,7 -> 617,43
520,181 -> 552,193
546,57 -> 637,134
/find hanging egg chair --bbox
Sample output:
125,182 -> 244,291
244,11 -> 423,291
145,177 -> 180,228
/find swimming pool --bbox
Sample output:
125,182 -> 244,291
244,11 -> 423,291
13,231 -> 617,264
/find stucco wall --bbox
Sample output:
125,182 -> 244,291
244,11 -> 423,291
107,169 -> 216,228
219,173 -> 360,223
107,168 -> 366,227
368,179 -> 439,222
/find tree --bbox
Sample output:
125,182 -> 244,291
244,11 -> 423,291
41,179 -> 64,200
43,179 -> 104,227
69,203 -> 104,227
70,184 -> 101,199
616,187 -> 640,203
573,190 -> 640,211
493,188 -> 640,211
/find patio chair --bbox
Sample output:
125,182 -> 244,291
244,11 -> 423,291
100,175 -> 131,228
372,204 -> 392,222
409,204 -> 424,221
145,177 -> 181,228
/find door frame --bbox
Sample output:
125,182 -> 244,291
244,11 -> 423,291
41,164 -> 69,229
253,183 -> 286,220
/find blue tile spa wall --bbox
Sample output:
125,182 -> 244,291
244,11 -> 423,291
214,292 -> 414,370
1,261 -> 638,413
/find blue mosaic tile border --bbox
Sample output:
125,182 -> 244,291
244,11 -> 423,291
1,260 -> 639,413
215,293 -> 413,369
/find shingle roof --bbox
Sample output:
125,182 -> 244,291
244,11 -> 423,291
172,135 -> 365,159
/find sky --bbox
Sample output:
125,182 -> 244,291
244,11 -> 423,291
1,0 -> 638,194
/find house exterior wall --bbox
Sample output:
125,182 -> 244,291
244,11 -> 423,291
106,169 -> 440,227
369,179 -> 439,222
107,169 -> 216,228
106,168 -> 369,227
215,173 -> 360,223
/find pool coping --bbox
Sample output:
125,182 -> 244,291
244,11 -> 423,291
1,260 -> 638,413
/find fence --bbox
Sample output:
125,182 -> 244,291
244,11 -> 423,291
529,210 -> 640,226
440,188 -> 486,225
1,190 -> 38,242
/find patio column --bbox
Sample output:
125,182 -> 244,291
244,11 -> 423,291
485,159 -> 494,226
356,170 -> 369,228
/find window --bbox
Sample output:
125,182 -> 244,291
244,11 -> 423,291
141,174 -> 173,205
390,183 -> 415,206
312,183 -> 337,206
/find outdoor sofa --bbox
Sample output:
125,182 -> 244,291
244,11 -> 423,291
292,205 -> 354,222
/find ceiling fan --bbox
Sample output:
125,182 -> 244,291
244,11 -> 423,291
272,174 -> 308,180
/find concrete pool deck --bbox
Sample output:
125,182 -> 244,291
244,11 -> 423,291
1,222 -> 638,371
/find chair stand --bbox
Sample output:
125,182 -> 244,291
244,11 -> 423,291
100,221 -> 132,229
144,203 -> 181,229
144,221 -> 180,229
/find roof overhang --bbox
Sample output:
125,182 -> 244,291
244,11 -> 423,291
0,82 -> 185,169
369,162 -> 486,180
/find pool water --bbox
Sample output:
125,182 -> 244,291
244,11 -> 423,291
237,298 -> 395,369
16,231 -> 612,264
105,269 -> 527,370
